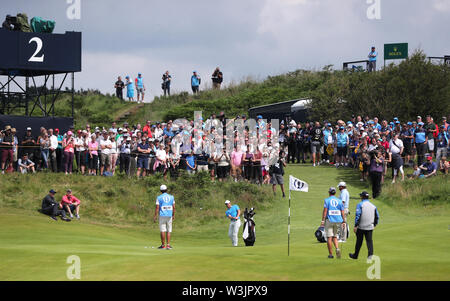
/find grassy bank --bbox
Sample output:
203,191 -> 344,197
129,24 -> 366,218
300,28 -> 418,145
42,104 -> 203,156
0,171 -> 273,229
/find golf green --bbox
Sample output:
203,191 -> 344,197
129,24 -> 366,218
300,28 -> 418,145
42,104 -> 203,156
0,165 -> 449,280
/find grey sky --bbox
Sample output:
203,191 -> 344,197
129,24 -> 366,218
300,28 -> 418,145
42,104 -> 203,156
2,0 -> 450,100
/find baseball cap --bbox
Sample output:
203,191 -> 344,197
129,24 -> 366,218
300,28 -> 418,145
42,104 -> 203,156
427,156 -> 433,160
337,182 -> 346,187
407,122 -> 412,125
160,184 -> 167,191
418,122 -> 424,126
26,127 -> 32,131
66,189 -> 72,193
77,129 -> 81,133
328,187 -> 336,194
67,131 -> 73,136
55,128 -> 59,132
393,117 -> 398,121
224,200 -> 231,205
360,191 -> 370,198
257,115 -> 263,119
49,189 -> 57,194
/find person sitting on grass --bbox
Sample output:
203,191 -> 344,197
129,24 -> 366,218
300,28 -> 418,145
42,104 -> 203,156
408,163 -> 422,179
18,153 -> 35,174
419,156 -> 437,178
438,156 -> 449,175
61,189 -> 82,219
41,189 -> 71,221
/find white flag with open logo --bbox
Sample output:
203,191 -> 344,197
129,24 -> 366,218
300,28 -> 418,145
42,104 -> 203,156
289,175 -> 308,192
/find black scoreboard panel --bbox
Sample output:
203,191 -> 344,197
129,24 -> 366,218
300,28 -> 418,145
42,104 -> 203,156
0,30 -> 81,76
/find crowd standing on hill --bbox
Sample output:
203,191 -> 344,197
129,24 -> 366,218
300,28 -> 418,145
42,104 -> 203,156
113,67 -> 224,101
1,113 -> 449,199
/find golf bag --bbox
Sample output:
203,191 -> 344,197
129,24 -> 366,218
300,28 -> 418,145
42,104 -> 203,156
242,208 -> 256,246
314,226 -> 326,243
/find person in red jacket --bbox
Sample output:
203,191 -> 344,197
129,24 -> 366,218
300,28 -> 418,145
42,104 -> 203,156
61,189 -> 82,219
142,120 -> 153,138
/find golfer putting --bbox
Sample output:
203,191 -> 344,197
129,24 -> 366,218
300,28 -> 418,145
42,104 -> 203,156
225,200 -> 241,247
154,185 -> 175,250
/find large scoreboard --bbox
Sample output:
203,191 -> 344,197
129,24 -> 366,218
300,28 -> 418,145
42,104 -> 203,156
0,30 -> 81,76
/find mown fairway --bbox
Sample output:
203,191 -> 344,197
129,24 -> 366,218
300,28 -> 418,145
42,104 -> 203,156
0,164 -> 449,281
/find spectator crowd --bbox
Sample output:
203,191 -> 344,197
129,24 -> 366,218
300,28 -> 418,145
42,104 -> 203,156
1,113 -> 449,199
113,67 -> 223,101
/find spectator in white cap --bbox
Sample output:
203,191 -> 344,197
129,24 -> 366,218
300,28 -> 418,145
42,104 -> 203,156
225,200 -> 241,247
338,182 -> 350,242
154,184 -> 175,249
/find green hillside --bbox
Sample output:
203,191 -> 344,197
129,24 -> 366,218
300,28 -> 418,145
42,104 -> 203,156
14,50 -> 448,130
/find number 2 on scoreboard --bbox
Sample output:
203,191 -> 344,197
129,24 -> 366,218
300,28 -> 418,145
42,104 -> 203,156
28,37 -> 44,63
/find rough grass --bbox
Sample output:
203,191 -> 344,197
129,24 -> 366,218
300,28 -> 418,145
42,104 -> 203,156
0,171 -> 273,229
377,175 -> 450,208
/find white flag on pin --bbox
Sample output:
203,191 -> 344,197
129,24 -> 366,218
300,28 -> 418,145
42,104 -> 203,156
289,175 -> 309,192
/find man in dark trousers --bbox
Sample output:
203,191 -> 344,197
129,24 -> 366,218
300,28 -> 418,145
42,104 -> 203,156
114,76 -> 125,100
41,189 -> 71,221
349,191 -> 380,259
211,67 -> 223,89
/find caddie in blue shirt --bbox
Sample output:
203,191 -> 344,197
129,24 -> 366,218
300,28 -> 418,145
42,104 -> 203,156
320,187 -> 346,259
154,185 -> 175,249
225,200 -> 241,247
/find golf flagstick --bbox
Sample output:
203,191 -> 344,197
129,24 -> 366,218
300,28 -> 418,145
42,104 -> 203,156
288,175 -> 309,257
288,188 -> 291,256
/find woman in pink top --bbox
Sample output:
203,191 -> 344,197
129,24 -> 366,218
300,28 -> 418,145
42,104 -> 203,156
88,136 -> 99,175
231,146 -> 243,182
63,131 -> 75,174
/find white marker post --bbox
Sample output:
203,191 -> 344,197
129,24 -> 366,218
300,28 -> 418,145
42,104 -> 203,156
288,175 -> 309,256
